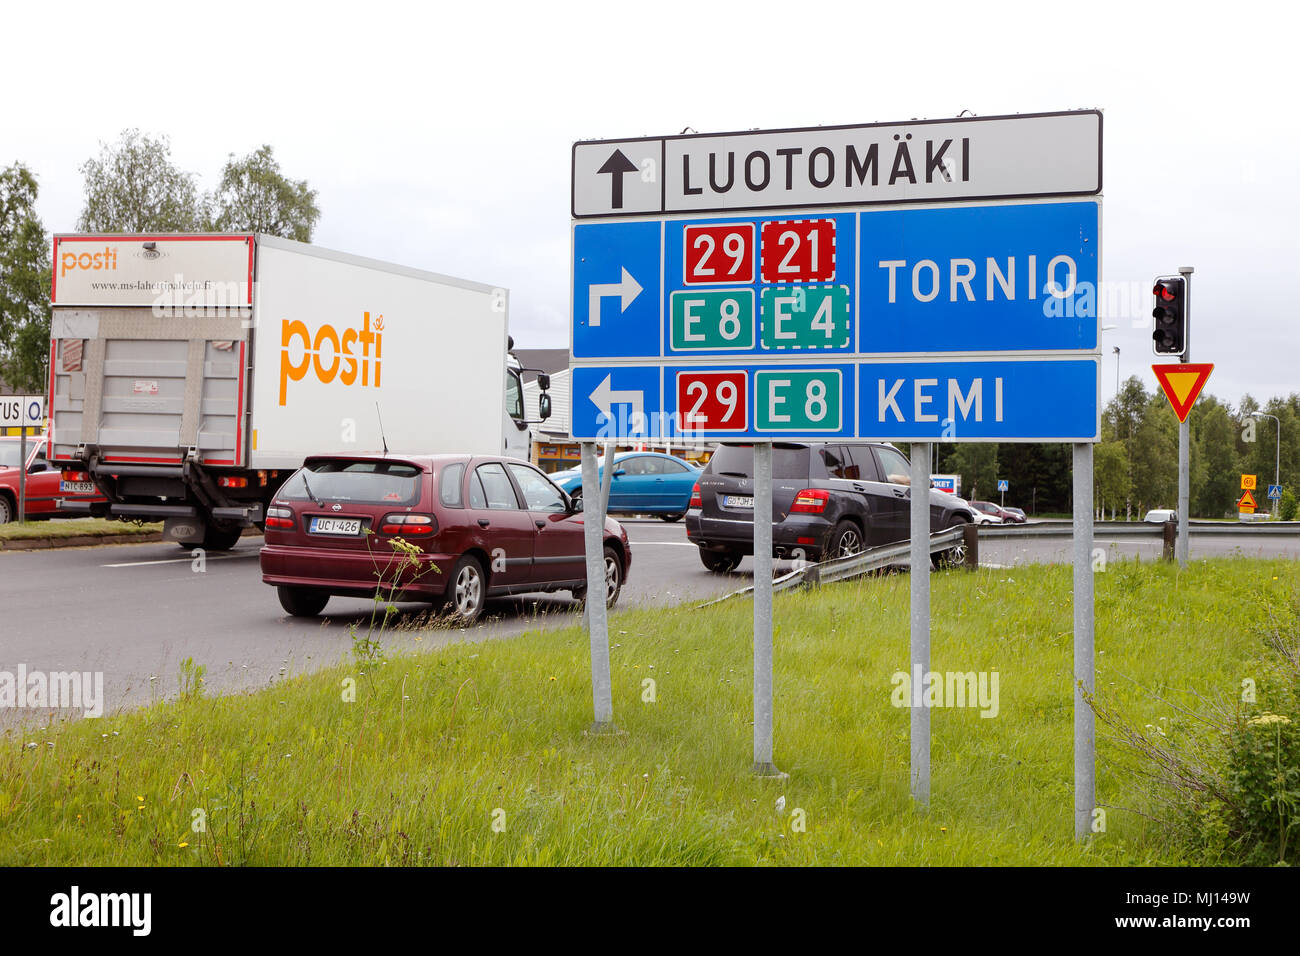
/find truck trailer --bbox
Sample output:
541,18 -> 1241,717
48,233 -> 546,549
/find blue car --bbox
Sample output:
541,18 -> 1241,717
551,452 -> 703,521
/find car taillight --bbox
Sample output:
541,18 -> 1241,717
790,489 -> 830,514
219,476 -> 249,488
380,514 -> 436,536
265,506 -> 295,530
689,482 -> 702,508
61,470 -> 89,482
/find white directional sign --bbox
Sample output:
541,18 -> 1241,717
569,110 -> 1103,443
1,395 -> 45,428
573,111 -> 1102,218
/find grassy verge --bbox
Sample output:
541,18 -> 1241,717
0,518 -> 162,541
2,557 -> 1294,865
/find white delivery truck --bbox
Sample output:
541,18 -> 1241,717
48,233 -> 550,549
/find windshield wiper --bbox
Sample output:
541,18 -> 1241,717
300,470 -> 324,508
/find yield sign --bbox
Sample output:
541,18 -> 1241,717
1152,363 -> 1214,423
1238,489 -> 1258,510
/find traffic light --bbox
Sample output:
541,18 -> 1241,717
1151,275 -> 1187,356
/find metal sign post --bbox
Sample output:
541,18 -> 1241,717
1177,267 -> 1193,566
18,426 -> 28,524
752,442 -> 783,777
1073,443 -> 1096,840
910,443 -> 932,807
580,442 -> 616,733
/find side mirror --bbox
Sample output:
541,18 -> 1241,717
28,461 -> 48,474
537,373 -> 551,390
569,493 -> 583,513
538,392 -> 552,421
613,469 -> 626,478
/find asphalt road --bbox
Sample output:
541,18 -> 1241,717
2,520 -> 1297,719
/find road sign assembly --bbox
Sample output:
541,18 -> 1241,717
570,109 -> 1103,835
1152,363 -> 1213,423
997,479 -> 1009,492
1241,474 -> 1257,491
1238,489 -> 1258,512
1268,484 -> 1283,500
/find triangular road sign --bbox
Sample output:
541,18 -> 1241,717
1152,363 -> 1214,423
1238,489 -> 1258,510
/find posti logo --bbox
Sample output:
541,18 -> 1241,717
60,245 -> 118,277
279,311 -> 384,405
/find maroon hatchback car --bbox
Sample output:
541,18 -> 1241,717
260,453 -> 631,621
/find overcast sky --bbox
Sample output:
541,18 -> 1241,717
4,0 -> 1296,406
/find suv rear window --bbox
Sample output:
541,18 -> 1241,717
706,444 -> 810,479
279,460 -> 423,506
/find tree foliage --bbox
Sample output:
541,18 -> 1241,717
76,130 -> 207,233
210,145 -> 320,241
0,163 -> 52,392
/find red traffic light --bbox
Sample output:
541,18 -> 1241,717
1153,280 -> 1180,301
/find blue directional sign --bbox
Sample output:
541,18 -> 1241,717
571,122 -> 1101,443
1268,484 -> 1283,500
858,201 -> 1098,352
572,221 -> 659,359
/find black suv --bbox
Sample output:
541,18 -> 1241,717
685,442 -> 979,572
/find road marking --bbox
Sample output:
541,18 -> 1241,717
627,540 -> 697,547
103,553 -> 257,568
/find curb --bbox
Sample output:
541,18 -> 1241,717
0,526 -> 261,552
0,532 -> 164,551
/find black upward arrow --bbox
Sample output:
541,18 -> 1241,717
597,149 -> 638,209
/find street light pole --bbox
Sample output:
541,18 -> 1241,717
1112,346 -> 1121,397
1252,412 -> 1281,518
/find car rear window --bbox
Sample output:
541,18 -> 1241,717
279,460 -> 424,506
706,444 -> 810,479
439,463 -> 466,507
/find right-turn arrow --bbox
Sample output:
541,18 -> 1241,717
587,267 -> 642,327
597,148 -> 638,209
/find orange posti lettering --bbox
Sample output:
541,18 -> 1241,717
59,245 -> 118,277
279,312 -> 384,406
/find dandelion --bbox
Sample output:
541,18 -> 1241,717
178,842 -> 189,848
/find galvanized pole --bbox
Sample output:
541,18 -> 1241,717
752,442 -> 781,776
1073,442 -> 1096,841
580,441 -> 615,732
18,424 -> 28,523
1177,267 -> 1193,566
910,442 -> 931,809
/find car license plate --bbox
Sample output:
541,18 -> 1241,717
60,481 -> 96,494
309,516 -> 362,536
724,495 -> 755,509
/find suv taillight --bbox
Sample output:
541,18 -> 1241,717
790,489 -> 830,514
61,470 -> 89,482
380,514 -> 436,536
265,506 -> 295,529
689,482 -> 702,509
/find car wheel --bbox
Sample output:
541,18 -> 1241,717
699,548 -> 742,573
447,555 -> 487,623
0,494 -> 13,525
659,511 -> 685,522
827,520 -> 864,558
933,517 -> 969,569
603,545 -> 623,607
278,586 -> 329,617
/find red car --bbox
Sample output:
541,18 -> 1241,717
259,453 -> 632,621
0,436 -> 105,523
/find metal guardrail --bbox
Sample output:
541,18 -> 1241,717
983,519 -> 1300,538
699,526 -> 964,606
698,516 -> 1300,607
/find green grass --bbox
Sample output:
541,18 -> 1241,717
2,557 -> 1294,866
0,518 -> 161,541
